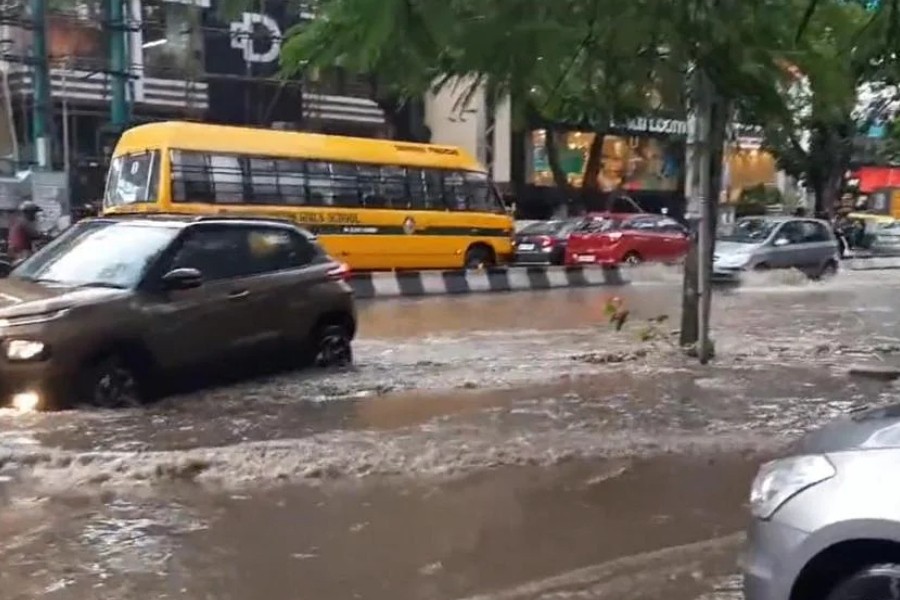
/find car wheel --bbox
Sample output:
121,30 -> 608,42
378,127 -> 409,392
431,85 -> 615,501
550,248 -> 566,266
753,262 -> 770,271
622,251 -> 642,266
80,355 -> 142,408
464,245 -> 496,269
826,563 -> 900,600
312,324 -> 353,368
818,260 -> 839,279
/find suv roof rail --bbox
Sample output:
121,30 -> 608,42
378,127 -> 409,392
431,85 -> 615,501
191,214 -> 299,226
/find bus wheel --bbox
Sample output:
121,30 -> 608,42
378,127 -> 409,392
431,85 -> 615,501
464,245 -> 495,269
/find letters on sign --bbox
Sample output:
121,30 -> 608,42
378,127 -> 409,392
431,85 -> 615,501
294,212 -> 361,225
610,117 -> 688,136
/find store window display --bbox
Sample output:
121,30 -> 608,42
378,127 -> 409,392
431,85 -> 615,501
531,130 -> 682,192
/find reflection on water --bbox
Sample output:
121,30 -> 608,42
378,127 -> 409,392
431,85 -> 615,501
0,455 -> 759,600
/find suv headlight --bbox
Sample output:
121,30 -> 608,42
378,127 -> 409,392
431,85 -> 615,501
6,339 -> 47,361
750,455 -> 836,519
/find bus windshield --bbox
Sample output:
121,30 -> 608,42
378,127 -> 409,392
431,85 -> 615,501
104,151 -> 159,209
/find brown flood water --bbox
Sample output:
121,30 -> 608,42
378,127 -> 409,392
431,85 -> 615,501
0,451 -> 762,600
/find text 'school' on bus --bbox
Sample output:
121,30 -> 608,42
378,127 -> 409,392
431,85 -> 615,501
103,122 -> 514,271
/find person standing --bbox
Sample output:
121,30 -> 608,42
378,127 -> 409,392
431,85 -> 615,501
8,201 -> 45,262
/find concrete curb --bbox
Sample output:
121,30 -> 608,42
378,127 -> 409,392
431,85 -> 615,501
846,256 -> 900,270
848,364 -> 900,380
349,265 -> 626,299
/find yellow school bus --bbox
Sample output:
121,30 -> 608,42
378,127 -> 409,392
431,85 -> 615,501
102,121 -> 514,270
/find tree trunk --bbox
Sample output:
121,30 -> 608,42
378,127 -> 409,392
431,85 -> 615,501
544,129 -> 575,217
579,132 -> 605,212
808,121 -> 852,217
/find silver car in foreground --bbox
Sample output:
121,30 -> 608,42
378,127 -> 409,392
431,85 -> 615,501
743,403 -> 900,600
713,216 -> 840,281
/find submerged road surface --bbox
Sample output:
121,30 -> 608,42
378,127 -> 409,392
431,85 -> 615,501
1,267 -> 899,599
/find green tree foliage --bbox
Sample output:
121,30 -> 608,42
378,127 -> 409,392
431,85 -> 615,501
280,0 -> 684,203
745,0 -> 900,214
280,0 -> 895,216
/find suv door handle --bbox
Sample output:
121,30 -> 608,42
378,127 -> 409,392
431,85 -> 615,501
228,290 -> 250,301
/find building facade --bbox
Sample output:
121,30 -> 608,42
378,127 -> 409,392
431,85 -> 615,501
0,0 -> 426,208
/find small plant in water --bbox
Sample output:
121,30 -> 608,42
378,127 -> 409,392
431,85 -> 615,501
602,296 -> 673,343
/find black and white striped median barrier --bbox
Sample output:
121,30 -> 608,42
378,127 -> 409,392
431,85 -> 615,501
845,256 -> 900,271
349,265 -> 626,299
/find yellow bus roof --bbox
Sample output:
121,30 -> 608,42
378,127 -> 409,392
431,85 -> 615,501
114,121 -> 484,171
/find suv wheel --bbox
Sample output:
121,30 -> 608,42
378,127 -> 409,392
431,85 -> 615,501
819,260 -> 839,279
80,356 -> 142,408
312,324 -> 353,368
827,563 -> 900,600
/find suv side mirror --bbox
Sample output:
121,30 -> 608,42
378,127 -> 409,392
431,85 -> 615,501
773,237 -> 790,247
161,267 -> 203,291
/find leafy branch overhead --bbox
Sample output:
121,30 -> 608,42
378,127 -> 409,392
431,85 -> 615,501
279,0 -> 687,127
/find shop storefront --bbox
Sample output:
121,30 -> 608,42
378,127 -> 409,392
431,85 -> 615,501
520,117 -> 688,218
530,129 -> 683,192
723,126 -> 779,203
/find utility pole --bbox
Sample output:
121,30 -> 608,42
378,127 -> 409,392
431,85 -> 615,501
696,70 -> 714,364
680,66 -> 721,363
30,0 -> 51,168
106,0 -> 128,130
679,65 -> 708,349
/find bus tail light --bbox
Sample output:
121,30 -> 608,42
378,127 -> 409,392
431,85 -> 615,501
327,262 -> 352,282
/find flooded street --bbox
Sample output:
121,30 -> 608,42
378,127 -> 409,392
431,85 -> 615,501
2,267 -> 900,599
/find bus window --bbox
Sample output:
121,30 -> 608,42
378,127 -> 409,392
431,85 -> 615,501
307,161 -> 334,206
359,164 -> 388,208
104,150 -> 160,209
331,162 -> 360,207
209,154 -> 244,204
171,150 -> 214,203
424,169 -> 444,209
443,171 -> 468,211
248,157 -> 281,204
406,169 -> 425,209
464,171 -> 498,212
276,160 -> 307,205
382,166 -> 407,208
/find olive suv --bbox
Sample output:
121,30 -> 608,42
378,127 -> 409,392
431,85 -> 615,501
0,215 -> 356,410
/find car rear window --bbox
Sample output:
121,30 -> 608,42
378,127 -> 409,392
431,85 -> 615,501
579,218 -> 619,233
519,221 -> 568,235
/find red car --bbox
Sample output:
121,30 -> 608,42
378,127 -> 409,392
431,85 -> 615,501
565,213 -> 690,266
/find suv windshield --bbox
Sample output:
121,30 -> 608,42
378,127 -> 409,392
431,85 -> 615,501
718,218 -> 779,243
103,151 -> 160,209
12,221 -> 179,289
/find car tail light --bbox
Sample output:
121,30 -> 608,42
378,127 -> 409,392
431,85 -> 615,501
539,235 -> 554,247
605,232 -> 623,242
327,262 -> 352,282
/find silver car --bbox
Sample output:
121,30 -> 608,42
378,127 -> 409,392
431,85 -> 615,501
743,403 -> 900,600
869,220 -> 900,256
713,216 -> 840,281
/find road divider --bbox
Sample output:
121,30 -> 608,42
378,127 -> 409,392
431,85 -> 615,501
349,265 -> 626,299
845,256 -> 900,271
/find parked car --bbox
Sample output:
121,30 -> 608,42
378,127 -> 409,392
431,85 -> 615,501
565,213 -> 690,266
743,402 -> 900,600
513,218 -> 584,265
713,216 -> 840,281
0,214 -> 356,410
866,220 -> 900,256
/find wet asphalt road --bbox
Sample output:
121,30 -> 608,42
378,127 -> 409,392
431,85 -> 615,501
2,266 -> 900,599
